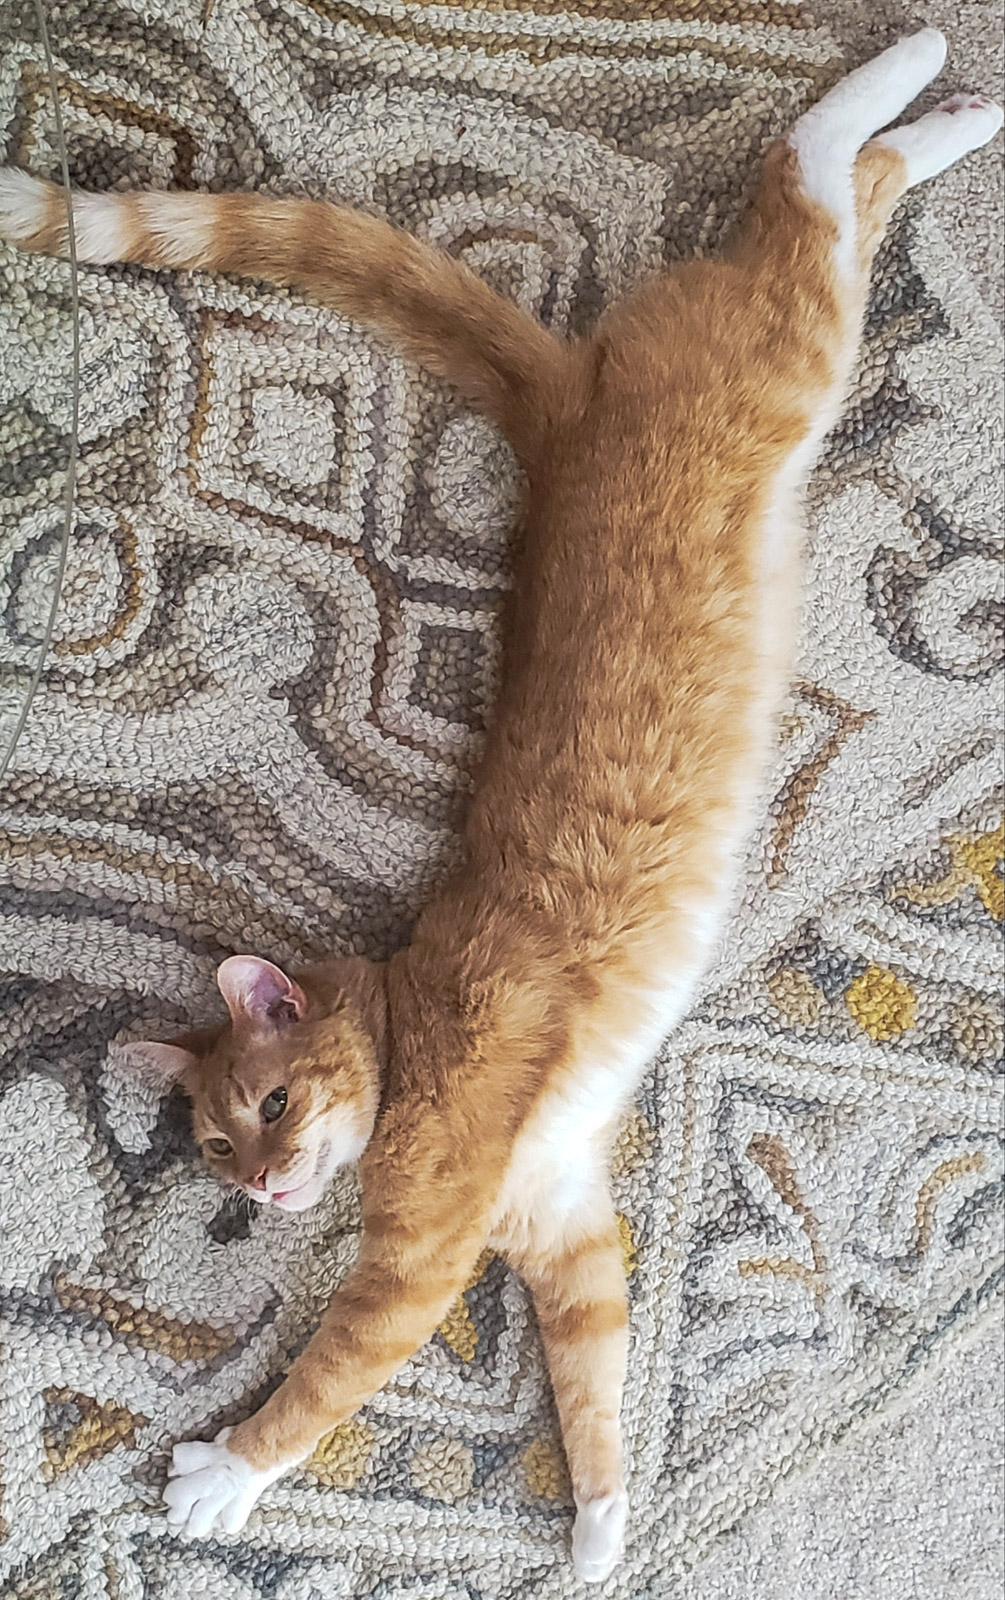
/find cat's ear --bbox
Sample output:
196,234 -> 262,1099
124,1039 -> 198,1087
217,955 -> 307,1030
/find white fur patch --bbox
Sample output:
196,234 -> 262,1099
877,94 -> 1005,187
0,167 -> 54,244
72,192 -> 132,262
758,432 -> 817,588
137,191 -> 219,267
573,1490 -> 629,1583
164,1429 -> 290,1537
786,120 -> 857,272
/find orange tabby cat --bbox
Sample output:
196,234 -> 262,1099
1,31 -> 999,1581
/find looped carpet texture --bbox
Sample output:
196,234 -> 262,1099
0,2 -> 1002,1596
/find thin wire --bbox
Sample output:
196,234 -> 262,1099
0,0 -> 80,784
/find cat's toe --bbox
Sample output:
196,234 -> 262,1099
933,93 -> 1004,134
164,1461 -> 237,1536
572,1489 -> 628,1583
168,1439 -> 224,1477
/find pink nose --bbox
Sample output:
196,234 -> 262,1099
247,1167 -> 268,1192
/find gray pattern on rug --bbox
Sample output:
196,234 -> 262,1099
0,2 -> 1002,1596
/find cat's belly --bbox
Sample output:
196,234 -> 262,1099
484,509 -> 801,1260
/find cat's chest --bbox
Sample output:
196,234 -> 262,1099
488,1057 -> 629,1251
487,957 -> 703,1247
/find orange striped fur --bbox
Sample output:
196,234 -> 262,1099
2,30 -> 999,1580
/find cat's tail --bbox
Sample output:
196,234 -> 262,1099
0,168 -> 570,460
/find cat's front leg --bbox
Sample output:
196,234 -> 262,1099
162,1211 -> 487,1537
500,1188 -> 630,1584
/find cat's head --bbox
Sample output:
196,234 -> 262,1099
131,954 -> 386,1212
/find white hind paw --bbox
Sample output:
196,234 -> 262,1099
798,29 -> 947,150
572,1490 -> 628,1583
932,91 -> 1005,135
891,27 -> 947,82
877,92 -> 1004,185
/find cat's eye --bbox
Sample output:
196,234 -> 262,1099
261,1087 -> 288,1123
205,1137 -> 232,1158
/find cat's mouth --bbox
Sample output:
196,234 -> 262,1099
262,1138 -> 333,1213
247,1127 -> 362,1212
272,1176 -> 312,1206
264,1169 -> 324,1212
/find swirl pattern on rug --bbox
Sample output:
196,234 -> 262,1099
0,2 -> 1002,1595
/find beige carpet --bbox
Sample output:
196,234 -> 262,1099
691,1318 -> 1004,1600
0,2 -> 1002,1596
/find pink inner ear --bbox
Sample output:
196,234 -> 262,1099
217,955 -> 306,1028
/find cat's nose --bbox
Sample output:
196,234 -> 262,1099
247,1167 -> 268,1191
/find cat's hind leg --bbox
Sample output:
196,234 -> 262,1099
870,91 -> 1004,187
502,1195 -> 630,1583
736,33 -> 1002,356
786,30 -> 1001,275
788,28 -> 947,257
850,91 -> 1004,272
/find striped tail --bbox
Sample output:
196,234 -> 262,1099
0,168 -> 570,459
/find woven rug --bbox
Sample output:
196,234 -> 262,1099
0,2 -> 1002,1595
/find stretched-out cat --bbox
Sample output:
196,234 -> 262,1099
1,30 -> 999,1582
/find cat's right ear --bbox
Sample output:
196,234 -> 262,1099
216,955 -> 307,1032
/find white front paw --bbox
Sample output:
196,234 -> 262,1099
163,1427 -> 287,1538
572,1489 -> 628,1583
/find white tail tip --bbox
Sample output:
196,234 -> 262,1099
0,167 -> 54,245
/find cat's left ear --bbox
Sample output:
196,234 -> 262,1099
217,955 -> 307,1031
123,1038 -> 200,1088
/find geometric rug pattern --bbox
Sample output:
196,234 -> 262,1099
0,2 -> 1001,1594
